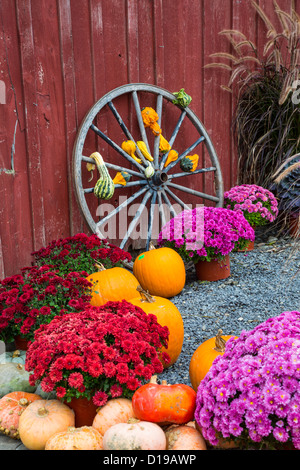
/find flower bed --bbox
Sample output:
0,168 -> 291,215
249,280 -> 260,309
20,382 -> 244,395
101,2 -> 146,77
25,301 -> 170,407
0,266 -> 92,344
158,206 -> 255,263
224,184 -> 278,227
31,233 -> 131,276
195,310 -> 300,450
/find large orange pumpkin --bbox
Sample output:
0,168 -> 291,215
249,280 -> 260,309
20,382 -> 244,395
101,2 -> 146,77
189,330 -> 236,391
86,263 -> 140,306
128,287 -> 184,367
133,243 -> 186,298
132,376 -> 196,425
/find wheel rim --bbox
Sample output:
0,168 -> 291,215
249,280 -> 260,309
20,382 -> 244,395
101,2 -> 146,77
73,83 -> 224,250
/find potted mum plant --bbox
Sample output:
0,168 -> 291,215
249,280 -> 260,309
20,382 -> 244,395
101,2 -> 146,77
195,310 -> 300,450
0,265 -> 92,348
31,232 -> 132,276
224,184 -> 279,250
25,301 -> 170,427
158,206 -> 254,281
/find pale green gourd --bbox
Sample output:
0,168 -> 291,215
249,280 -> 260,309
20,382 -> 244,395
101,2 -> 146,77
90,152 -> 115,200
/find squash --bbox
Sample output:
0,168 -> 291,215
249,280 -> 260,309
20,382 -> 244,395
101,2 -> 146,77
159,134 -> 171,154
172,88 -> 192,108
0,392 -> 42,439
45,426 -> 103,450
128,287 -> 184,367
18,399 -> 75,450
89,152 -> 115,200
112,171 -> 131,186
132,376 -> 196,425
144,162 -> 155,179
180,154 -> 199,172
133,242 -> 186,298
165,423 -> 207,450
103,418 -> 166,450
0,349 -> 26,365
0,363 -> 36,397
164,149 -> 178,168
189,330 -> 236,391
136,141 -> 154,161
86,263 -> 140,307
121,140 -> 142,164
92,398 -> 136,436
141,107 -> 162,136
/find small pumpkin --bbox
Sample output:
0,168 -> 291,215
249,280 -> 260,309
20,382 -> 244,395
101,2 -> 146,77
92,398 -> 136,436
45,426 -> 103,450
18,399 -> 75,450
86,263 -> 140,307
164,149 -> 178,168
133,242 -> 186,298
112,171 -> 131,186
132,376 -> 196,425
165,423 -> 207,450
189,330 -> 236,391
89,152 -> 115,200
141,107 -> 162,136
172,88 -> 192,108
0,349 -> 26,365
0,392 -> 42,439
180,154 -> 199,172
103,418 -> 166,450
128,286 -> 184,367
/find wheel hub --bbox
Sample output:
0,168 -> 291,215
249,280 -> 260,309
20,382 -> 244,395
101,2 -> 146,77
150,170 -> 168,188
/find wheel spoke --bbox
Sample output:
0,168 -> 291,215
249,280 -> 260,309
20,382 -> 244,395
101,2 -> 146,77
90,123 -> 145,173
153,94 -> 163,169
82,156 -> 144,178
168,166 -> 216,180
96,186 -> 147,232
146,191 -> 157,250
120,189 -> 153,249
164,187 -> 192,211
160,109 -> 187,169
164,136 -> 205,173
107,100 -> 148,165
157,190 -> 167,228
166,181 -> 220,203
161,189 -> 178,219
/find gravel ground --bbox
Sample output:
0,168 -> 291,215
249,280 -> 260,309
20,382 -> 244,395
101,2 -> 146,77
159,229 -> 300,387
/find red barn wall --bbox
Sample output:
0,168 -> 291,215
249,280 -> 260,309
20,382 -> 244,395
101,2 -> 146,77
0,0 -> 297,277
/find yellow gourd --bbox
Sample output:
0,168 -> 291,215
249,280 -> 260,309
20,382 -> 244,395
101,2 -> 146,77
164,149 -> 178,168
112,171 -> 131,186
180,154 -> 199,172
137,141 -> 154,161
121,140 -> 142,164
159,134 -> 171,154
141,107 -> 162,136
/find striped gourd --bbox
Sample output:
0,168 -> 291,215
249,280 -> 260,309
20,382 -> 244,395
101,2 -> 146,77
90,152 -> 115,200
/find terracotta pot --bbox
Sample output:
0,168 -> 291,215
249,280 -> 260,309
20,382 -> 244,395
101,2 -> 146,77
14,335 -> 29,351
195,255 -> 230,282
238,239 -> 254,252
65,396 -> 98,427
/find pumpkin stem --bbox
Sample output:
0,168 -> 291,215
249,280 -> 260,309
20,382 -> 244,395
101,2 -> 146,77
37,407 -> 49,417
214,329 -> 227,353
149,241 -> 156,250
16,364 -> 23,370
95,263 -> 106,272
18,398 -> 29,407
136,285 -> 155,303
12,350 -> 21,358
149,375 -> 158,384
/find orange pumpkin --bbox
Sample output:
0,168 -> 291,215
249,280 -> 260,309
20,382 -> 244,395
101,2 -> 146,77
86,263 -> 140,306
0,392 -> 42,439
189,330 -> 236,391
92,398 -> 136,436
18,399 -> 75,450
132,376 -> 196,425
133,243 -> 186,298
128,287 -> 184,367
45,426 -> 103,450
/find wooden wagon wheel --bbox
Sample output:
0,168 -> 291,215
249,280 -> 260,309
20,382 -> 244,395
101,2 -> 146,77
72,83 -> 224,250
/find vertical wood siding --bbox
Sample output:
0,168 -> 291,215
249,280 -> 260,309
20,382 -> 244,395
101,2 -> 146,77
0,0 -> 298,277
